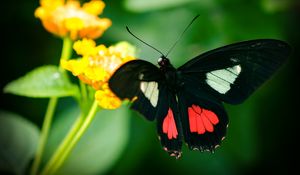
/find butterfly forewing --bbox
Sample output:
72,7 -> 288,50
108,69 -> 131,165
109,60 -> 162,99
178,39 -> 291,104
109,60 -> 162,120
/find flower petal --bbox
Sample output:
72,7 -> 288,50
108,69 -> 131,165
82,0 -> 105,15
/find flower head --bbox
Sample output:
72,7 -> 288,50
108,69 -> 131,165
61,39 -> 136,109
95,84 -> 122,109
35,0 -> 111,40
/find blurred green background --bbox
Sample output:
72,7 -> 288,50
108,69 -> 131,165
1,0 -> 300,174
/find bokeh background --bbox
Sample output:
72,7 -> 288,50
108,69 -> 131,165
1,0 -> 300,174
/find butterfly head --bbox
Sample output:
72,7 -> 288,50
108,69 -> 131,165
158,56 -> 170,67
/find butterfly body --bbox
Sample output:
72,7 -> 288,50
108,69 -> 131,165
109,39 -> 291,158
157,56 -> 183,92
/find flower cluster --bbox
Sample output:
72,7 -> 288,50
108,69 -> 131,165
61,39 -> 136,109
35,0 -> 111,40
35,0 -> 137,109
27,1 -> 137,175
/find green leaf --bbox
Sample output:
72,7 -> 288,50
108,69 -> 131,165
43,105 -> 130,174
4,65 -> 79,98
0,110 -> 40,175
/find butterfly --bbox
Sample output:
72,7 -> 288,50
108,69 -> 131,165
108,17 -> 291,159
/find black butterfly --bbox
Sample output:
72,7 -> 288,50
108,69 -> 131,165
108,18 -> 291,158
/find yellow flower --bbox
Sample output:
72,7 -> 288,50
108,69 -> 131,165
61,39 -> 136,109
35,0 -> 111,40
95,83 -> 122,109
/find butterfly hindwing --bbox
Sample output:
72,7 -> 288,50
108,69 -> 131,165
177,79 -> 228,151
178,39 -> 291,104
155,84 -> 183,158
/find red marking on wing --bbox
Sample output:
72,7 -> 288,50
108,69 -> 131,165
188,107 -> 197,132
188,105 -> 219,134
162,108 -> 178,140
196,112 -> 205,134
201,113 -> 213,132
204,110 -> 219,124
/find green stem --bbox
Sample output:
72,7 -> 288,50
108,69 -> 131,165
59,37 -> 73,71
30,98 -> 57,175
44,100 -> 99,175
80,80 -> 88,103
30,37 -> 73,175
40,114 -> 85,175
61,37 -> 73,61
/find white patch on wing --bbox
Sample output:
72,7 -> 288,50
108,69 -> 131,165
140,81 -> 159,107
206,65 -> 241,94
230,58 -> 238,63
138,73 -> 144,80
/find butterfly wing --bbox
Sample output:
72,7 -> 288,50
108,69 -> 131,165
109,60 -> 183,157
178,39 -> 291,104
109,60 -> 161,99
155,84 -> 183,158
177,78 -> 228,151
109,60 -> 163,121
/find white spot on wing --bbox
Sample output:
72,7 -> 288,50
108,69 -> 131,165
230,58 -> 238,63
140,81 -> 159,107
235,65 -> 241,74
140,81 -> 147,92
206,65 -> 242,94
139,73 -> 144,80
206,79 -> 230,93
145,82 -> 155,98
150,83 -> 159,106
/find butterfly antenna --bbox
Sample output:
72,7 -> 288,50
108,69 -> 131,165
126,26 -> 165,56
165,14 -> 200,57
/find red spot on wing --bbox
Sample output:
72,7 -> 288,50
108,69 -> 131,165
188,107 -> 197,132
203,110 -> 219,124
196,113 -> 205,134
162,108 -> 178,140
201,113 -> 214,132
188,105 -> 219,134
